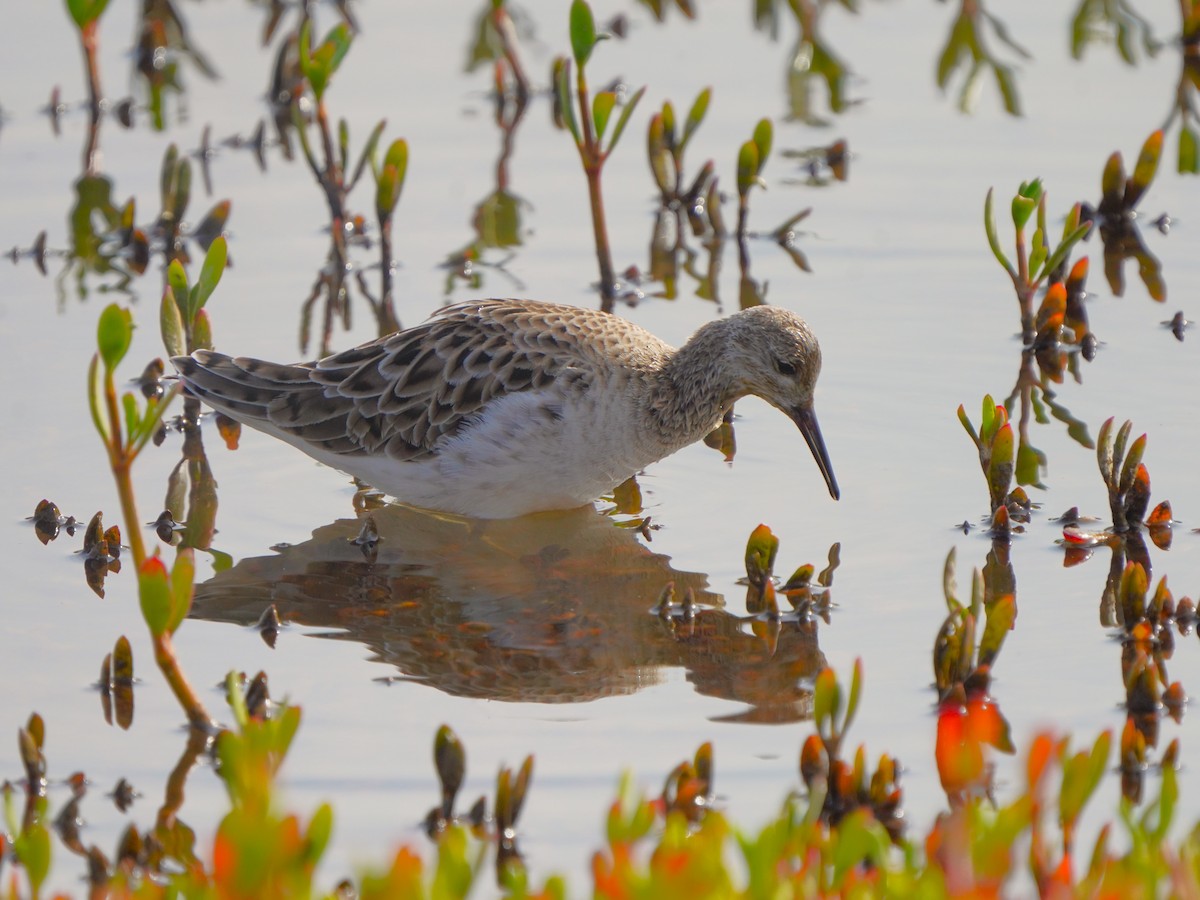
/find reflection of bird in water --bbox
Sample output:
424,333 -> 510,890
174,300 -> 839,518
190,505 -> 825,721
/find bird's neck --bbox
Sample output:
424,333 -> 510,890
646,320 -> 741,442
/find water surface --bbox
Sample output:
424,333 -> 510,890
2,0 -> 1199,888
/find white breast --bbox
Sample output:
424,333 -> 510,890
301,384 -> 681,518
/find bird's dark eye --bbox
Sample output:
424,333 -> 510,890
774,359 -> 797,376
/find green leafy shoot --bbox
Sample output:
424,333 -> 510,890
299,21 -> 353,103
569,0 -> 598,67
555,59 -> 582,145
604,86 -> 646,158
97,303 -> 133,374
375,139 -> 409,219
350,120 -> 388,191
681,88 -> 712,150
593,92 -> 616,142
64,0 -> 111,29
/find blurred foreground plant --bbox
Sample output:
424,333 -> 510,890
933,549 -> 1015,802
798,659 -> 906,843
426,724 -> 535,885
196,675 -> 329,897
5,658 -> 1200,895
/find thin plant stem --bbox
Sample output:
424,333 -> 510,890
306,100 -> 353,354
101,372 -> 149,566
574,64 -> 617,310
586,168 -> 616,313
102,368 -> 214,731
80,22 -> 103,116
375,207 -> 399,335
1013,226 -> 1035,342
79,21 -> 103,175
314,102 -> 347,224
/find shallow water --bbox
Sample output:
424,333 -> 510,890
2,0 -> 1200,890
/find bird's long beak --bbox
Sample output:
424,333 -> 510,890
790,405 -> 840,500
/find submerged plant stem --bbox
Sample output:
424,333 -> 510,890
154,632 -> 216,732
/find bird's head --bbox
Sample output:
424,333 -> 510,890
726,306 -> 840,501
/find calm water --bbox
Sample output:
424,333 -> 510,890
2,0 -> 1199,889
